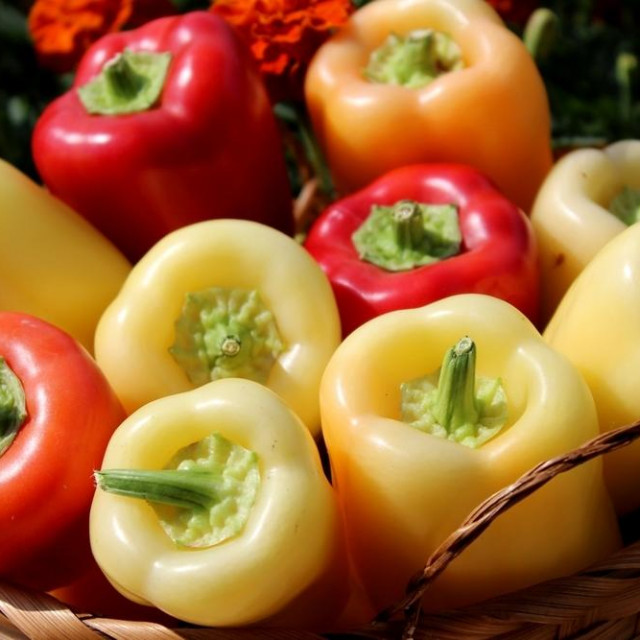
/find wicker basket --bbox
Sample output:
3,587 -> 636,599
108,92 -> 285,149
3,418 -> 640,640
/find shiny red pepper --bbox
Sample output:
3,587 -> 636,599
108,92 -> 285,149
0,312 -> 125,591
32,11 -> 294,263
304,164 -> 540,336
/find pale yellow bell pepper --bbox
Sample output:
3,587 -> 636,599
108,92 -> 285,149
320,294 -> 620,614
90,377 -> 348,628
0,158 -> 131,352
530,139 -> 640,326
544,222 -> 640,515
94,219 -> 341,436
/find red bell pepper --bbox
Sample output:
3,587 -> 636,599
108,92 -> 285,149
0,312 -> 125,591
31,11 -> 294,263
304,164 -> 540,336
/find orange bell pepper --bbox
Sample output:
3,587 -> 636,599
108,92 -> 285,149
304,0 -> 553,214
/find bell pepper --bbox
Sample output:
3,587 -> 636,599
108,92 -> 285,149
95,218 -> 341,437
320,293 -> 621,614
544,222 -> 640,515
0,157 -> 130,354
531,139 -> 640,326
304,163 -> 540,336
304,0 -> 553,214
0,312 -> 126,592
90,377 -> 348,629
31,11 -> 294,263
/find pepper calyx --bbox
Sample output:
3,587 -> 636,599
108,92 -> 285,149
401,337 -> 507,448
78,48 -> 172,116
364,29 -> 464,89
170,287 -> 285,386
352,199 -> 462,271
0,357 -> 27,458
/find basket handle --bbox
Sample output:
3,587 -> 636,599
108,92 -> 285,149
373,418 -> 640,637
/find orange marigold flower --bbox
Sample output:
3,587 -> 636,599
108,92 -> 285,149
28,0 -> 176,74
211,0 -> 354,103
29,0 -> 133,73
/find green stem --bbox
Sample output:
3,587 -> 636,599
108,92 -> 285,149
392,201 -> 426,249
95,468 -> 223,511
523,8 -> 559,62
0,357 -> 27,458
274,101 -> 335,199
431,337 -> 479,434
616,52 -> 638,127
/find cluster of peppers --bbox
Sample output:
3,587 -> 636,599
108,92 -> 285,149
2,0 -> 640,632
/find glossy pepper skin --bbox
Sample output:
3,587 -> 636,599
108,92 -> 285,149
320,294 -> 621,614
0,312 -> 126,591
304,163 -> 540,336
95,219 -> 341,437
531,140 -> 640,327
90,378 -> 348,629
32,11 -> 294,263
304,0 -> 553,214
0,158 -> 130,354
544,223 -> 640,516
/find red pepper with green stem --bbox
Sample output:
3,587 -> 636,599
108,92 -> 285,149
31,11 -> 294,263
304,164 -> 540,336
0,312 -> 126,591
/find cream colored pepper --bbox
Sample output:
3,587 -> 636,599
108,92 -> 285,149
90,377 -> 348,628
531,139 -> 640,326
95,219 -> 341,436
320,294 -> 620,613
544,222 -> 640,515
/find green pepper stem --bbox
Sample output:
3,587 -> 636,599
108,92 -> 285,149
0,357 -> 27,458
616,52 -> 638,126
523,8 -> 559,62
95,468 -> 224,511
393,201 -> 425,248
431,337 -> 480,434
102,52 -> 146,101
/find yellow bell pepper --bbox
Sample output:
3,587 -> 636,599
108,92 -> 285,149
320,294 -> 620,614
95,219 -> 341,436
304,0 -> 553,214
544,222 -> 640,515
90,377 -> 348,628
0,158 -> 131,352
531,139 -> 640,326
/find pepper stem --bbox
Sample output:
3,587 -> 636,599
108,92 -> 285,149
77,48 -> 172,116
393,201 -> 425,248
401,338 -> 508,448
94,433 -> 261,548
431,337 -> 479,433
95,468 -> 222,511
523,8 -> 559,62
0,357 -> 27,458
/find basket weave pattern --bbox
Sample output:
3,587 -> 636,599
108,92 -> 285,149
3,421 -> 640,640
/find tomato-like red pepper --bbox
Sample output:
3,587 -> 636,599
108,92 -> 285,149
304,164 -> 540,336
31,11 -> 294,263
0,312 -> 125,591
